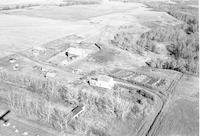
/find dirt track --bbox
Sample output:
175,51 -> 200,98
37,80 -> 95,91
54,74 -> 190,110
146,73 -> 183,136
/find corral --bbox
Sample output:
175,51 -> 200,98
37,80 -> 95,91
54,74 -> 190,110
114,84 -> 155,109
48,42 -> 98,67
20,36 -> 72,63
110,69 -> 166,90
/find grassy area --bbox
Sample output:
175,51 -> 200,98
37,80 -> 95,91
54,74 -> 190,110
154,74 -> 199,136
157,99 -> 199,136
0,0 -> 102,11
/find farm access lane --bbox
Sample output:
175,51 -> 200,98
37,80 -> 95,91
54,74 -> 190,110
135,90 -> 163,136
145,73 -> 184,136
0,119 -> 55,136
113,69 -> 183,136
113,80 -> 163,136
135,72 -> 183,136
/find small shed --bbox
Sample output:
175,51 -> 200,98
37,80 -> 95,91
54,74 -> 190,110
71,104 -> 85,119
13,64 -> 19,71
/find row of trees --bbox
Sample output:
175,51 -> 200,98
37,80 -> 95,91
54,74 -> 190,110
0,4 -> 39,11
111,2 -> 199,75
0,70 -> 150,135
141,2 -> 199,74
59,0 -> 101,6
137,26 -> 199,74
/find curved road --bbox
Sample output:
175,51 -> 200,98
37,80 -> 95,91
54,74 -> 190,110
145,73 -> 183,136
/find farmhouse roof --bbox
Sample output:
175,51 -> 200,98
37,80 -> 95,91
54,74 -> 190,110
67,47 -> 82,52
98,75 -> 113,82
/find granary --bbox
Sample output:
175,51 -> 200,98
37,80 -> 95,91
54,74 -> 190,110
88,75 -> 115,89
71,104 -> 85,119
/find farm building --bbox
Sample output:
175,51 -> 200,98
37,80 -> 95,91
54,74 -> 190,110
61,60 -> 69,65
9,58 -> 16,63
31,47 -> 46,56
44,71 -> 57,78
65,47 -> 93,57
88,75 -> 115,89
13,64 -> 19,71
71,104 -> 85,119
33,46 -> 46,51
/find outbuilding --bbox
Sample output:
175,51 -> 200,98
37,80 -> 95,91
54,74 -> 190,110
71,104 -> 85,119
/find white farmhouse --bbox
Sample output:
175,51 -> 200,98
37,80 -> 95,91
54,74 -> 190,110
89,75 -> 115,89
45,71 -> 57,78
66,47 -> 92,57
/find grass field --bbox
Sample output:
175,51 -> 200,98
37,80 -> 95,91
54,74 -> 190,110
0,2 -> 141,58
154,75 -> 199,136
2,2 -> 143,21
157,99 -> 199,136
0,1 -> 178,60
0,14 -> 94,58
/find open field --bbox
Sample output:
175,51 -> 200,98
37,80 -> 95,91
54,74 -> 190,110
0,1 -> 179,59
0,14 -> 95,58
149,75 -> 199,136
0,0 -> 101,11
0,0 -> 62,5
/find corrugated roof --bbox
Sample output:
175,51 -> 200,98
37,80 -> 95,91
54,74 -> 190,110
71,104 -> 84,116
